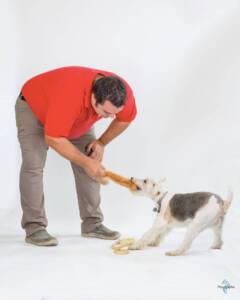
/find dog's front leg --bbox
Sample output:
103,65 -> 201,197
130,217 -> 167,250
148,227 -> 171,247
129,227 -> 159,250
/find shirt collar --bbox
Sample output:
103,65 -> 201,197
83,72 -> 96,109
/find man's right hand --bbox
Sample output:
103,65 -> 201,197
83,157 -> 106,178
44,135 -> 106,178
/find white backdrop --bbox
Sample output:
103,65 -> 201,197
1,1 -> 240,299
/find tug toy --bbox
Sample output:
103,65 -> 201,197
100,171 -> 138,191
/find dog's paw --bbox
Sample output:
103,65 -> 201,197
211,241 -> 223,250
148,240 -> 159,247
129,242 -> 145,250
211,244 -> 222,250
165,250 -> 183,256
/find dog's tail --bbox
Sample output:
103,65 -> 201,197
222,188 -> 233,214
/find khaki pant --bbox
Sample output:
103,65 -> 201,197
15,96 -> 103,236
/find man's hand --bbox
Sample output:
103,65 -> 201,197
83,157 -> 106,178
44,135 -> 105,178
86,140 -> 105,161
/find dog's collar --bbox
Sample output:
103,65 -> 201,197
153,191 -> 168,213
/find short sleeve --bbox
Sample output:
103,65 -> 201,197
44,96 -> 79,138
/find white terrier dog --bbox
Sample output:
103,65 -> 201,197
129,177 -> 233,256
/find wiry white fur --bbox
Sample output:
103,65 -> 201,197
129,177 -> 232,256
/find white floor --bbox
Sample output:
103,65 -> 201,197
0,212 -> 239,300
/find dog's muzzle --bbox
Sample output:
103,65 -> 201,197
130,177 -> 141,190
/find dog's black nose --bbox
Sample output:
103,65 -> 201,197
130,177 -> 133,181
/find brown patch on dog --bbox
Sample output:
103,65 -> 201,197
169,192 -> 211,221
221,201 -> 231,214
163,206 -> 173,224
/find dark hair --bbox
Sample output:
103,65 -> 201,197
92,76 -> 127,107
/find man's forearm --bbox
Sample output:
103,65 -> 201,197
98,119 -> 131,146
45,136 -> 89,167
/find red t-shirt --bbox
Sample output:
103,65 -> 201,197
21,66 -> 137,139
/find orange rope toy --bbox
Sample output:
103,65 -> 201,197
98,170 -> 138,191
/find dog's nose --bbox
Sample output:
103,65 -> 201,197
130,177 -> 133,181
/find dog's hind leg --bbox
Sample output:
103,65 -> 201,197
166,198 -> 220,256
211,216 -> 224,249
165,221 -> 207,256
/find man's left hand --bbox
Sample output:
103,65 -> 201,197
86,140 -> 105,161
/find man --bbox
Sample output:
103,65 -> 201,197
15,66 -> 137,246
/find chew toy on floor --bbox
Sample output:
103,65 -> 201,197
111,238 -> 135,255
103,171 -> 138,191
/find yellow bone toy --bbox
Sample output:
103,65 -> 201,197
111,238 -> 135,255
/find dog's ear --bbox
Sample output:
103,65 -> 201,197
158,177 -> 166,184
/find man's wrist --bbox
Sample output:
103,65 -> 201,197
97,139 -> 106,147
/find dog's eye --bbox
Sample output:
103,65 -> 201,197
143,179 -> 147,184
153,183 -> 155,187
156,191 -> 160,196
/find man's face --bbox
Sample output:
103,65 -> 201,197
91,94 -> 123,118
